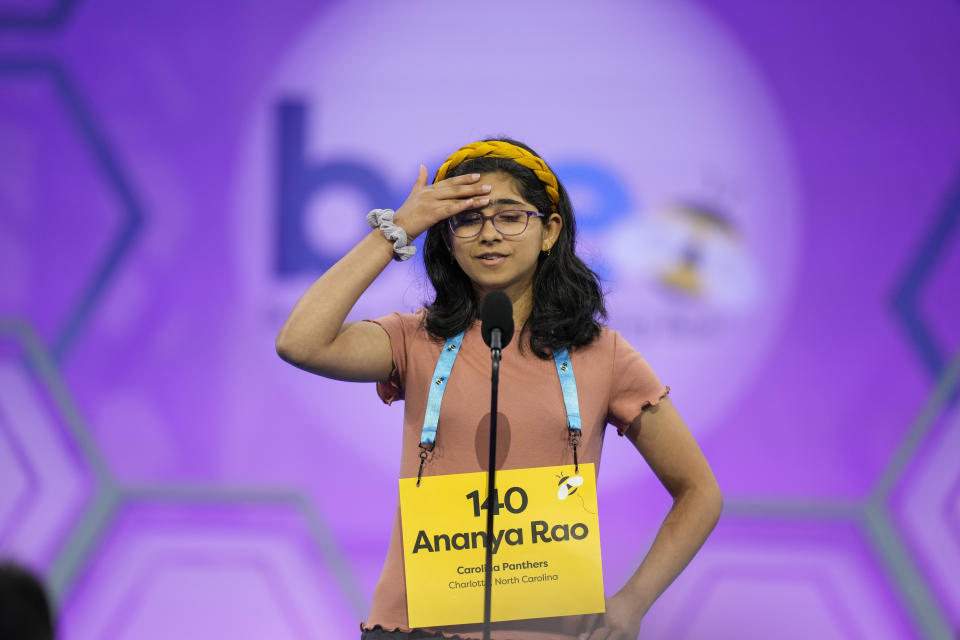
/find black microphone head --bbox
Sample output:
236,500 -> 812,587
480,291 -> 514,349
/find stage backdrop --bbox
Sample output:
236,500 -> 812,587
1,0 -> 959,638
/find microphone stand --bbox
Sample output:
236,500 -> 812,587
482,328 -> 502,640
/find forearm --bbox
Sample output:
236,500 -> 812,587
619,484 -> 722,617
275,229 -> 394,359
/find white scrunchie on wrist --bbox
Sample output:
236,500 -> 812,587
367,208 -> 416,262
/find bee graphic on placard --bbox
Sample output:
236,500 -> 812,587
557,474 -> 584,500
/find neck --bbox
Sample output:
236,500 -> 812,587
474,283 -> 534,332
510,289 -> 534,332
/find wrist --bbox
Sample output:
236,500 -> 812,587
616,578 -> 655,617
393,220 -> 419,242
391,209 -> 427,241
367,209 -> 416,261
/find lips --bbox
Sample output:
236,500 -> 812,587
477,253 -> 507,265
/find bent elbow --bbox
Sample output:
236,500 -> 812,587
275,330 -> 299,365
686,478 -> 723,526
276,331 -> 333,375
707,482 -> 724,524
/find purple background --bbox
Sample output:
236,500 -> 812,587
1,0 -> 959,638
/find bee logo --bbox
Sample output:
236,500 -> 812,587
557,474 -> 585,501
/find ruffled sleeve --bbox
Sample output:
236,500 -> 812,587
606,330 -> 670,436
366,312 -> 408,405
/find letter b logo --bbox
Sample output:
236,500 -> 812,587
275,100 -> 394,275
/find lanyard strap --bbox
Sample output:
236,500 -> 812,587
552,348 -> 581,433
420,332 -> 465,447
417,332 -> 582,484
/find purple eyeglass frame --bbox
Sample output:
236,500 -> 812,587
447,209 -> 546,238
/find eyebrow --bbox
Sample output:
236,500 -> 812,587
461,198 -> 530,215
490,198 -> 525,207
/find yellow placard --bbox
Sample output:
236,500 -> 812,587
399,463 -> 604,628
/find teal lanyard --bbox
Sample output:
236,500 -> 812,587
416,331 -> 582,485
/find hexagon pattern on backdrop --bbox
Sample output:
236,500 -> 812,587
0,329 -> 94,569
59,501 -> 357,640
0,0 -> 77,29
0,60 -> 142,360
1,0 -> 960,638
893,177 -> 960,379
638,519 -> 915,640
892,397 -> 960,624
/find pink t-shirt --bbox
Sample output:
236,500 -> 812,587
362,311 -> 669,639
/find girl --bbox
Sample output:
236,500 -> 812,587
276,139 -> 722,640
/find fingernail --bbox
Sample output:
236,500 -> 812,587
481,184 -> 492,192
478,196 -> 490,205
471,173 -> 481,179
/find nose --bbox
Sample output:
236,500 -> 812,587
477,213 -> 503,241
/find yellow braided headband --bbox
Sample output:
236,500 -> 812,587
434,140 -> 560,213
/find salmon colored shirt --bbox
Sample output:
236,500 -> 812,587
362,311 -> 669,639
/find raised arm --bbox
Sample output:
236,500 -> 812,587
275,165 -> 491,382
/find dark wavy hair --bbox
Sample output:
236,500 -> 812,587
422,138 -> 606,359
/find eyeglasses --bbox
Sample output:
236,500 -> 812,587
447,209 -> 546,239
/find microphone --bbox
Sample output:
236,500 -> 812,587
480,291 -> 514,351
478,290 -> 513,640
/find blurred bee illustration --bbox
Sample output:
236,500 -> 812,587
557,474 -> 584,500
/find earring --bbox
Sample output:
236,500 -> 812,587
547,247 -> 552,256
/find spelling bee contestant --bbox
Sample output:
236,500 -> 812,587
277,139 -> 723,639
